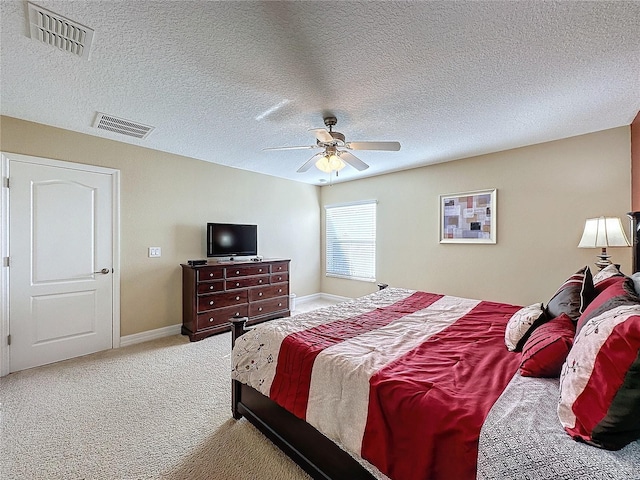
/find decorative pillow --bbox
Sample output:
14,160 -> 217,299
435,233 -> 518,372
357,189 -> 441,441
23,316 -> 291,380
545,266 -> 595,322
504,303 -> 547,352
593,274 -> 627,294
576,274 -> 639,335
558,277 -> 640,450
592,264 -> 625,292
519,313 -> 575,378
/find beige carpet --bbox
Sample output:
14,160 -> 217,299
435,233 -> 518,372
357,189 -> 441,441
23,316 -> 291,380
0,331 -> 312,480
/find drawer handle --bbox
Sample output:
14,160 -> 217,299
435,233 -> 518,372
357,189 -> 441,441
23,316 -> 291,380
259,268 -> 263,272
209,273 -> 214,277
236,282 -> 240,287
278,303 -> 282,307
236,270 -> 240,275
278,267 -> 282,271
209,318 -> 214,323
259,279 -> 263,284
209,301 -> 214,306
258,307 -> 263,311
259,292 -> 263,297
235,296 -> 240,301
209,285 -> 215,290
234,312 -> 239,317
278,289 -> 282,293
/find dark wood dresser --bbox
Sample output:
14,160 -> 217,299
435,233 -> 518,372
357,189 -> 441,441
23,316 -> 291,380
181,259 -> 290,341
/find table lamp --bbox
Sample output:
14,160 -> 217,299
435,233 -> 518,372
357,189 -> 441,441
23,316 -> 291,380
578,216 -> 631,270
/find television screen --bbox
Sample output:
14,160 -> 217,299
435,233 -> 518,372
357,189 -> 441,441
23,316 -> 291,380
207,223 -> 257,257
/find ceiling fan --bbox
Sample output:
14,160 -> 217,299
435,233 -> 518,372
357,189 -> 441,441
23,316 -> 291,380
263,116 -> 401,174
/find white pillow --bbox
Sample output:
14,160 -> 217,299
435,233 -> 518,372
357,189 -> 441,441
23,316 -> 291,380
504,303 -> 546,352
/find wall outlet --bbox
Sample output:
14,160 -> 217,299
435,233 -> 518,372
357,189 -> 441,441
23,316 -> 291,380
148,247 -> 161,258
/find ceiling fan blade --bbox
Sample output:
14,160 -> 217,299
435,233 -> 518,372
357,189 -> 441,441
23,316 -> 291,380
346,141 -> 401,151
297,152 -> 325,173
263,145 -> 317,151
339,151 -> 369,171
309,128 -> 334,143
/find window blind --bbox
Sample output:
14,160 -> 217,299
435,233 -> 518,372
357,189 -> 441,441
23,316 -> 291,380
325,200 -> 376,282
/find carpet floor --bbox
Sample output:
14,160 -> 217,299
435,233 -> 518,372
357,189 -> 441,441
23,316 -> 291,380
0,330 -> 313,479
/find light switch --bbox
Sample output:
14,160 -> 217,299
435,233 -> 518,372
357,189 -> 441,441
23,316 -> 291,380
148,247 -> 161,257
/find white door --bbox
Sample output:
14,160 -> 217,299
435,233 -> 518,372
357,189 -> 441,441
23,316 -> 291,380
7,156 -> 116,372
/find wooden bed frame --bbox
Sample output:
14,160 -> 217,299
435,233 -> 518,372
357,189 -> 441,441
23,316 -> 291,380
231,317 -> 375,480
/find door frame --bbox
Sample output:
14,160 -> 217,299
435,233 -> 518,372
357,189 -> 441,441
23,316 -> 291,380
1,152 -> 121,376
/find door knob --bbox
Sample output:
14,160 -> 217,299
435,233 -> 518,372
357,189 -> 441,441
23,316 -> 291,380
94,268 -> 110,274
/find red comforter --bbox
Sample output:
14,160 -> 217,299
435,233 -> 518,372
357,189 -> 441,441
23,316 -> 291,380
362,298 -> 521,479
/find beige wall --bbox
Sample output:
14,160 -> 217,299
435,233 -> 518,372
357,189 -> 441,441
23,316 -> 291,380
1,116 -> 321,336
320,127 -> 633,306
2,116 -> 634,335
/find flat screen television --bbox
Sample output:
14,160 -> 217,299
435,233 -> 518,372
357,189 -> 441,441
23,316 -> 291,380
207,223 -> 257,257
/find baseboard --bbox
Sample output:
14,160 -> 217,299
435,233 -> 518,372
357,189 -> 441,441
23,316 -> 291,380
295,292 -> 350,305
120,324 -> 182,347
319,292 -> 351,303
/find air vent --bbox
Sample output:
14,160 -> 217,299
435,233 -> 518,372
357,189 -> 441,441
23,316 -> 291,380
93,113 -> 155,139
27,2 -> 94,60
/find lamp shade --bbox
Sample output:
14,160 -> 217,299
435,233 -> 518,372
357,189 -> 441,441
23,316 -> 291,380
578,216 -> 631,248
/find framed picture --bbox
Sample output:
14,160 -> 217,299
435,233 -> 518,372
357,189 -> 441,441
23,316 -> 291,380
439,189 -> 497,244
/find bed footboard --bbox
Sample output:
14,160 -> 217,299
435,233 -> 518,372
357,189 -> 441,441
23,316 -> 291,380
231,317 -> 249,420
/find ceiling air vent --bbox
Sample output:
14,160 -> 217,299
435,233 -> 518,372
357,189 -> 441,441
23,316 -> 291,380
93,113 -> 155,139
27,2 -> 94,60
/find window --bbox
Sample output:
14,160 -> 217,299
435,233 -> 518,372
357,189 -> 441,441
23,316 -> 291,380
324,200 -> 376,281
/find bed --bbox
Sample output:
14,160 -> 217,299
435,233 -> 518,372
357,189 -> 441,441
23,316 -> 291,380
230,266 -> 640,479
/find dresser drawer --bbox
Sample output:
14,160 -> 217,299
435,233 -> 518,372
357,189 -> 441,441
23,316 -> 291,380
249,284 -> 288,302
197,305 -> 248,330
271,261 -> 289,274
250,296 -> 289,317
226,275 -> 270,290
270,272 -> 289,284
226,265 -> 269,278
196,267 -> 224,282
198,290 -> 247,312
197,280 -> 224,295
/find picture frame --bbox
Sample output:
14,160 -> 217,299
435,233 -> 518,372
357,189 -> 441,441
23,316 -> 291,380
439,189 -> 497,244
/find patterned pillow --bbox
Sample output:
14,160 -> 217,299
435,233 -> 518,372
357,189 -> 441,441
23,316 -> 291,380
545,266 -> 595,322
504,303 -> 547,352
519,313 -> 575,378
558,277 -> 640,450
592,264 -> 625,292
576,274 -> 639,335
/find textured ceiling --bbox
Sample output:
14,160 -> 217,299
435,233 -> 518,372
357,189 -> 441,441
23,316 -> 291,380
1,1 -> 639,186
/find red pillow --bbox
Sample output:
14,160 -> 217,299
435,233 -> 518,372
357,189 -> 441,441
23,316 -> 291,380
576,275 -> 637,335
593,274 -> 626,294
592,264 -> 625,293
519,313 -> 575,378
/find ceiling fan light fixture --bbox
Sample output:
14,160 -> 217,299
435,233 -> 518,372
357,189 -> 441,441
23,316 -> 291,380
315,153 -> 345,173
265,115 -> 400,176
